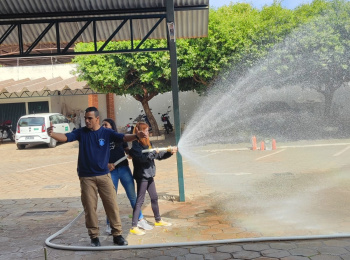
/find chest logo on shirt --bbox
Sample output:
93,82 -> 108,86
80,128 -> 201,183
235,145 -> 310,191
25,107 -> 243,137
99,139 -> 105,146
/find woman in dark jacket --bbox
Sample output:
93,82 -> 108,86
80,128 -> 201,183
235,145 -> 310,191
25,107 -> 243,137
102,118 -> 153,234
128,120 -> 177,235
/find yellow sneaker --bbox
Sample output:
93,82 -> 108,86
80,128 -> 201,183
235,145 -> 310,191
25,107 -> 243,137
155,220 -> 172,227
130,227 -> 145,236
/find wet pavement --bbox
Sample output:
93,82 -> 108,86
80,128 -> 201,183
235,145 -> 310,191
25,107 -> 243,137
0,133 -> 350,260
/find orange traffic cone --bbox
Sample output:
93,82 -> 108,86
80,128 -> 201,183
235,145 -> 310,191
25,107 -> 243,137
260,141 -> 265,151
272,139 -> 277,150
251,136 -> 257,151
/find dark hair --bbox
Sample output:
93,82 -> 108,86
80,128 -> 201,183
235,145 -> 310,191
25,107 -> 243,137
102,118 -> 116,131
85,107 -> 99,117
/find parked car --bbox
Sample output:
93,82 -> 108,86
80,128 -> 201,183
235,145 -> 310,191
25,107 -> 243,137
15,113 -> 76,149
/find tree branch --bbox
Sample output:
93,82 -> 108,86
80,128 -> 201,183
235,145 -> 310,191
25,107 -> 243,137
124,78 -> 139,90
134,94 -> 143,102
147,92 -> 158,101
193,74 -> 208,85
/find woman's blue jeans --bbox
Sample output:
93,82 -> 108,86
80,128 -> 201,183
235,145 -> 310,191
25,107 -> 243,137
106,165 -> 143,226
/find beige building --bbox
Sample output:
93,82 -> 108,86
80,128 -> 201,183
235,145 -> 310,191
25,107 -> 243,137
0,64 -> 201,132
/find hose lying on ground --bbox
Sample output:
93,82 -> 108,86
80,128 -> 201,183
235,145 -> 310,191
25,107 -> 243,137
46,145 -> 350,250
45,212 -> 350,251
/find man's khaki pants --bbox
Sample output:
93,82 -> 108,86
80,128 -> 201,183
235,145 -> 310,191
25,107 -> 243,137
80,173 -> 122,238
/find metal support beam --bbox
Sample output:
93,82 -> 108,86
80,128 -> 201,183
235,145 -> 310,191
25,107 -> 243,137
0,14 -> 170,59
25,23 -> 54,55
166,0 -> 185,202
98,19 -> 128,52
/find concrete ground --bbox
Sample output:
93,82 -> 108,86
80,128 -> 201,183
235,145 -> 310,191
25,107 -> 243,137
0,133 -> 350,260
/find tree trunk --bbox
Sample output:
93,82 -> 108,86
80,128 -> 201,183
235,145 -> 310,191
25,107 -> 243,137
140,100 -> 160,136
132,87 -> 161,136
323,89 -> 335,119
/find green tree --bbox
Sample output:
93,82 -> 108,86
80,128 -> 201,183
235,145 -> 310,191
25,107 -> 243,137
178,3 -> 261,89
178,1 -> 323,90
73,1 -> 329,134
263,0 -> 350,118
74,40 -> 173,136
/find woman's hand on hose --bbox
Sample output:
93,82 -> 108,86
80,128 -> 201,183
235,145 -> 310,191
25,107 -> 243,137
171,146 -> 178,154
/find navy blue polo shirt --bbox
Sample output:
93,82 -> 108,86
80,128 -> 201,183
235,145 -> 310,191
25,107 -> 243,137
66,126 -> 124,177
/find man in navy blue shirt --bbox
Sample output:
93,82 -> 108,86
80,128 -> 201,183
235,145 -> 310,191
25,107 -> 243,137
47,107 -> 145,247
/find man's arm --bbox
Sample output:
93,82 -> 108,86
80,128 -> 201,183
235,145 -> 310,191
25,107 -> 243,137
123,132 -> 146,142
47,125 -> 68,142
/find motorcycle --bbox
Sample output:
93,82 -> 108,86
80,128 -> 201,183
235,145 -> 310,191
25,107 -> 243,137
0,120 -> 15,141
124,118 -> 136,134
134,110 -> 152,132
159,106 -> 173,134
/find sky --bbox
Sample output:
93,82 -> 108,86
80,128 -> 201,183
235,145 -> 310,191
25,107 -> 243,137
210,0 -> 314,9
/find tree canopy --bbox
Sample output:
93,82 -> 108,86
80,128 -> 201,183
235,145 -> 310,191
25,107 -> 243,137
261,0 -> 350,117
73,0 -> 340,134
74,40 -> 173,135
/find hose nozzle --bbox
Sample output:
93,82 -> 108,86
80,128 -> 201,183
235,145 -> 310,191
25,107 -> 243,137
142,146 -> 177,153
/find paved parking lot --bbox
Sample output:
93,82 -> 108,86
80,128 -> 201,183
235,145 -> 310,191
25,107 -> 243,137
182,139 -> 350,236
0,136 -> 350,259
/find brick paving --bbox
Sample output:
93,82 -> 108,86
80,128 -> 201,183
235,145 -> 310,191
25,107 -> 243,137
0,135 -> 349,260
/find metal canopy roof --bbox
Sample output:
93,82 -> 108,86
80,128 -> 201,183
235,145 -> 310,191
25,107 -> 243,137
0,0 -> 203,201
0,0 -> 209,66
0,76 -> 95,99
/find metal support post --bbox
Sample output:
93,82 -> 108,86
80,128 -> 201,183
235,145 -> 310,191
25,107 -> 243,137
166,0 -> 185,202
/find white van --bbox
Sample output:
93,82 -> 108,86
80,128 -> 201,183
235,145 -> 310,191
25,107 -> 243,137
15,113 -> 76,149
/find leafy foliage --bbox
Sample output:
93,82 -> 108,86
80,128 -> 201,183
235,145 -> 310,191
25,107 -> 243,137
74,40 -> 171,97
262,0 -> 350,116
73,0 -> 342,133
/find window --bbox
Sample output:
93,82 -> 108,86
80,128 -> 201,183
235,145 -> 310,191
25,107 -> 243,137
58,114 -> 69,124
19,117 -> 44,126
49,115 -> 59,124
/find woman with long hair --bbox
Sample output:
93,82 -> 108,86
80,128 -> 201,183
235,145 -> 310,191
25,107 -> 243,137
102,118 -> 153,234
129,120 -> 177,235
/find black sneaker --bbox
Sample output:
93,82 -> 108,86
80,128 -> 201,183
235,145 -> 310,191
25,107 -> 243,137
113,235 -> 128,246
91,237 -> 101,247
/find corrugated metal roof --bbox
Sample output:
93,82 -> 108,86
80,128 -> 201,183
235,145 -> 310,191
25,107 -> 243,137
0,76 -> 92,98
0,0 -> 208,15
0,0 -> 208,66
0,0 -> 209,45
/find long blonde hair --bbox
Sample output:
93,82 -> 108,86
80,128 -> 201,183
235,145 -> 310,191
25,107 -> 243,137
133,121 -> 151,147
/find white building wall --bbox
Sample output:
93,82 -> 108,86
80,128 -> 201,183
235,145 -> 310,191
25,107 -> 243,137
0,64 -> 77,80
3,64 -> 350,132
114,91 -> 201,130
98,94 -> 108,121
0,64 -> 202,130
51,95 -> 88,115
0,64 -> 93,120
